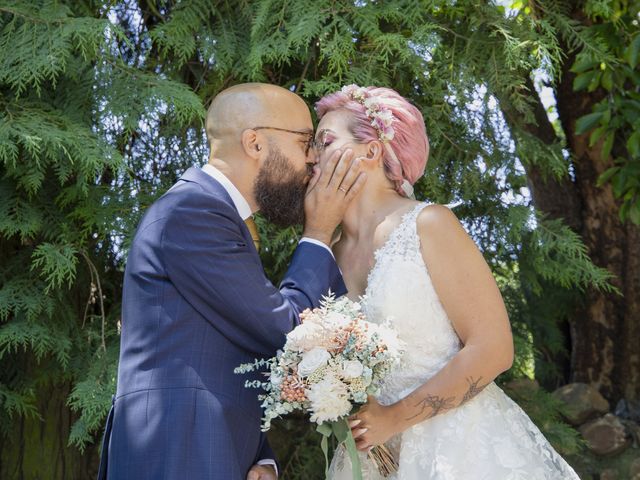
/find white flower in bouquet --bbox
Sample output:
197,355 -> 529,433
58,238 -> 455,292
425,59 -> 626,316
324,311 -> 351,328
341,360 -> 364,379
298,347 -> 331,377
361,366 -> 373,387
286,319 -> 324,352
270,371 -> 283,387
307,372 -> 352,423
371,321 -> 404,354
348,377 -> 368,403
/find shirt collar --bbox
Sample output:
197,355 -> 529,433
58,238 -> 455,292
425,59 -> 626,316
201,163 -> 253,220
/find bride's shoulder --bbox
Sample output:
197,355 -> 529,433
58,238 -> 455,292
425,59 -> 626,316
416,203 -> 459,223
416,203 -> 466,240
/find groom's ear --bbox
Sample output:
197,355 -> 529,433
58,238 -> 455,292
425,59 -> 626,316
241,129 -> 263,161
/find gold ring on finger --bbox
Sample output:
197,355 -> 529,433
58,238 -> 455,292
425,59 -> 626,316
339,186 -> 348,193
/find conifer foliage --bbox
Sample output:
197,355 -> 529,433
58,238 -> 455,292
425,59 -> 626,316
0,1 -> 636,478
0,1 -> 204,476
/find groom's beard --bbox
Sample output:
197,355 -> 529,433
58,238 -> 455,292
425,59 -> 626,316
253,145 -> 309,228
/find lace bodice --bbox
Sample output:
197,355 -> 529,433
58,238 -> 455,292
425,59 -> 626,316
363,203 -> 461,404
329,202 -> 580,479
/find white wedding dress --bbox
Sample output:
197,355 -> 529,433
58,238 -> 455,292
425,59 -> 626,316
329,203 -> 580,480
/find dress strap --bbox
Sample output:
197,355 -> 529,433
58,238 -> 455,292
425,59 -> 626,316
381,202 -> 429,260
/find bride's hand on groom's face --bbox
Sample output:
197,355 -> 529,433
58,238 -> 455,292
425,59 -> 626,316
303,148 -> 367,246
349,396 -> 401,452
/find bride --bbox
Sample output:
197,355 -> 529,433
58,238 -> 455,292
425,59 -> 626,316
313,85 -> 580,479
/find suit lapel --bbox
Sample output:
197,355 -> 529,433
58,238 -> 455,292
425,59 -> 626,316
177,167 -> 259,255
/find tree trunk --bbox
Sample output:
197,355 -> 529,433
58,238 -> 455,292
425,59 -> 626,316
555,48 -> 640,403
496,76 -> 580,388
497,4 -> 640,406
0,378 -> 100,480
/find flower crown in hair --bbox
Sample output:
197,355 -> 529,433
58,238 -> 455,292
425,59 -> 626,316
340,84 -> 395,143
340,84 -> 414,198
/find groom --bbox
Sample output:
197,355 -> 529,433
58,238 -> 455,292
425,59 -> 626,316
97,83 -> 365,480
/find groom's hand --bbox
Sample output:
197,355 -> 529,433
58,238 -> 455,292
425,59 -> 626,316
303,148 -> 367,246
247,464 -> 277,480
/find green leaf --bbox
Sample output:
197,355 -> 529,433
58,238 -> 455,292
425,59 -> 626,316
320,430 -> 329,478
575,112 -> 604,135
625,34 -> 640,69
629,203 -> 640,225
612,170 -> 627,197
589,126 -> 607,147
588,71 -> 602,92
627,131 -> 640,158
601,69 -> 613,91
602,131 -> 615,159
571,55 -> 599,74
597,167 -> 620,187
331,419 -> 349,443
619,202 -> 630,222
573,71 -> 597,91
316,422 -> 332,437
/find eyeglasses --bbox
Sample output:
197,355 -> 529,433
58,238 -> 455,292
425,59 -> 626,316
313,129 -> 331,154
252,126 -> 315,156
312,129 -> 359,155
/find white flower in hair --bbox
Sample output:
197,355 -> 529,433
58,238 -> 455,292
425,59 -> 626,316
363,97 -> 380,111
342,84 -> 396,144
375,108 -> 394,125
341,84 -> 365,100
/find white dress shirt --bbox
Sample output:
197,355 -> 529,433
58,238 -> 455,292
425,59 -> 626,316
201,164 -> 333,256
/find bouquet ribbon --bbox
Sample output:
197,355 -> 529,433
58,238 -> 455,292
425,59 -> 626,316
317,419 -> 363,480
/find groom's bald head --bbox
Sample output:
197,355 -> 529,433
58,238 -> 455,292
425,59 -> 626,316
205,83 -> 312,158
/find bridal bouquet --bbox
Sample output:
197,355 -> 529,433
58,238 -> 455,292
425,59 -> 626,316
235,294 -> 404,480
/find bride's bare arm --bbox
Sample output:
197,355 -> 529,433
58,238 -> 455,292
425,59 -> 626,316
351,204 -> 513,450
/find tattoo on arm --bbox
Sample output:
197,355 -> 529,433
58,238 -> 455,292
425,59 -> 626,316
459,377 -> 488,406
406,394 -> 455,421
406,377 -> 489,422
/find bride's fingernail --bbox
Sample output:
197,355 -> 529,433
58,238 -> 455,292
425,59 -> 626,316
349,419 -> 361,427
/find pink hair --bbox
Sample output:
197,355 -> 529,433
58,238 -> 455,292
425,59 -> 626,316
315,87 -> 429,195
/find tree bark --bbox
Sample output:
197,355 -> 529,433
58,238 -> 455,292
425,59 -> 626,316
555,44 -> 640,403
498,10 -> 640,403
496,76 -> 580,387
0,378 -> 100,480
515,76 -> 583,230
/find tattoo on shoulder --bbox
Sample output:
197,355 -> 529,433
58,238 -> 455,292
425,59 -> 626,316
406,393 -> 456,421
459,377 -> 488,406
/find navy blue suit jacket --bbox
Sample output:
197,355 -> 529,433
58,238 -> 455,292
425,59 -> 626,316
98,167 -> 345,479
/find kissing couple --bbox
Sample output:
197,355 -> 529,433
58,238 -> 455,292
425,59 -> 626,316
98,83 -> 579,479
